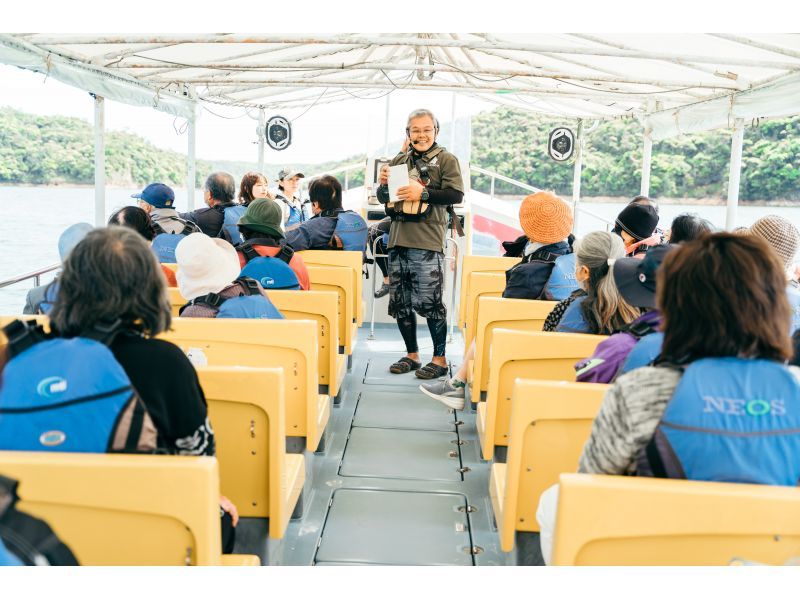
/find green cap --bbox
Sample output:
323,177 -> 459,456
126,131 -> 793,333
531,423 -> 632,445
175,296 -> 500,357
238,198 -> 285,239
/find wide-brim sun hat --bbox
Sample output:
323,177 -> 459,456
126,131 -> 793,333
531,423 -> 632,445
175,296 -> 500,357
237,198 -> 285,239
175,233 -> 241,300
518,191 -> 574,245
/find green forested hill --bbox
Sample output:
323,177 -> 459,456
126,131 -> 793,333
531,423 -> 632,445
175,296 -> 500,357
1,105 -> 798,201
471,108 -> 800,201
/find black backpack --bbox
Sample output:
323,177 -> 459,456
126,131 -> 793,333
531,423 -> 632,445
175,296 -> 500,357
0,475 -> 79,566
502,246 -> 564,300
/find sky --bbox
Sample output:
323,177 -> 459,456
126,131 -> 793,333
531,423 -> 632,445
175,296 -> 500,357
0,63 -> 495,166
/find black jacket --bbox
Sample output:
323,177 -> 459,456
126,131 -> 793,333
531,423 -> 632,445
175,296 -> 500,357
180,202 -> 238,238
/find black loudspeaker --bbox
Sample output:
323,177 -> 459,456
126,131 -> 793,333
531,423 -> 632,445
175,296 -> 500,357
266,115 -> 291,151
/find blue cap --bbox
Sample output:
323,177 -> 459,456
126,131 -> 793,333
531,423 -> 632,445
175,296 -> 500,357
58,222 -> 93,261
131,183 -> 175,209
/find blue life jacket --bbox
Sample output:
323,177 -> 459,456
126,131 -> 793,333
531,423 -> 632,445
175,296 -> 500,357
38,281 -> 60,315
281,197 -> 306,228
555,295 -> 591,333
619,331 -> 664,375
239,241 -> 301,290
544,253 -> 579,301
0,539 -> 21,566
0,320 -> 160,454
787,282 -> 800,334
179,277 -> 284,319
219,205 -> 247,246
331,210 -> 368,251
150,219 -> 201,263
637,358 -> 800,486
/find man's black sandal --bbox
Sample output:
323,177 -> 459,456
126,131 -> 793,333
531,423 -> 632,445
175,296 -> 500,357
389,356 -> 422,374
415,362 -> 449,380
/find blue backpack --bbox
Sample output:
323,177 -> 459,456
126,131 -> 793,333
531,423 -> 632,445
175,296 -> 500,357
281,198 -> 306,228
150,219 -> 201,263
544,253 -> 579,301
502,243 -> 572,300
555,295 -> 591,333
219,205 -> 247,246
239,241 -> 301,290
179,277 -> 284,319
619,331 -> 664,375
37,280 -> 60,315
0,320 -> 160,455
637,358 -> 800,486
331,211 -> 368,251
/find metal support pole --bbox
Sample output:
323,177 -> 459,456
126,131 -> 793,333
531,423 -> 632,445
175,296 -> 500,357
383,94 -> 391,157
368,235 -> 387,341
571,119 -> 584,234
93,95 -> 105,227
446,235 -> 460,344
345,169 -> 349,192
257,107 -> 266,175
726,118 -> 746,231
187,105 -> 197,210
641,128 -> 653,197
490,176 -> 495,201
449,92 -> 457,151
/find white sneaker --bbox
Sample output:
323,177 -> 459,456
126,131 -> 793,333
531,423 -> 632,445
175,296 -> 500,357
419,378 -> 466,410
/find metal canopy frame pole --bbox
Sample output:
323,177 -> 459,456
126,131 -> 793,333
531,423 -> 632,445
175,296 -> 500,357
641,127 -> 653,197
726,118 -> 746,230
187,105 -> 197,210
93,95 -> 105,227
571,119 -> 584,234
449,92 -> 457,151
257,107 -> 266,175
383,94 -> 391,157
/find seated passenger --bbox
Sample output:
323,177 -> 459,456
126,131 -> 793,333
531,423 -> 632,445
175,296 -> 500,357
180,172 -> 240,239
612,201 -> 660,257
501,191 -> 578,301
537,233 -> 800,563
175,233 -> 283,319
236,198 -> 310,290
284,175 -> 368,252
574,244 -> 674,383
667,212 -> 714,243
420,193 -> 577,410
239,171 -> 273,207
274,167 -> 308,229
543,231 -> 639,334
133,183 -> 200,262
747,215 -> 800,332
2,227 -> 238,550
23,222 -> 92,315
108,206 -> 178,286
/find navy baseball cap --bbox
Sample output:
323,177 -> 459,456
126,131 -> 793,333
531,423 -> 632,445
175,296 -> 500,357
131,183 -> 175,208
612,244 -> 675,309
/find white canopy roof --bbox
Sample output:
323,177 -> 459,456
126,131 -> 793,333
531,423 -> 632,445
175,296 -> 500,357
2,32 -> 800,138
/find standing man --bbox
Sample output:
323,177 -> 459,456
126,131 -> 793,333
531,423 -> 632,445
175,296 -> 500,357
377,108 -> 464,379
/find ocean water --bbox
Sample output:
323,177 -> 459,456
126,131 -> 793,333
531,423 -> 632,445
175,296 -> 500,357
2,185 -> 799,314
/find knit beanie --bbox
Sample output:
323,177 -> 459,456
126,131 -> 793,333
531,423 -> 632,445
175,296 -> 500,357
238,198 -> 285,239
614,203 -> 659,241
518,191 -> 574,245
749,215 -> 800,269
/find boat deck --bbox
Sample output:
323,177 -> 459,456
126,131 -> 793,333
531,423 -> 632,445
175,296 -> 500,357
266,324 -> 511,566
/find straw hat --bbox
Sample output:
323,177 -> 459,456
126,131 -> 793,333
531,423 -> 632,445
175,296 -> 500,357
518,192 -> 574,245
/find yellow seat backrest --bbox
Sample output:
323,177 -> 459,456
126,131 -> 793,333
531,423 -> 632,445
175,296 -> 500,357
0,451 -> 223,565
462,272 -> 507,347
168,287 -> 185,317
305,264 -> 356,356
491,379 -> 607,551
197,366 -> 304,538
553,473 -> 800,565
159,318 -> 328,451
480,330 -> 605,460
297,250 -> 363,326
457,255 -> 520,330
473,297 -> 557,397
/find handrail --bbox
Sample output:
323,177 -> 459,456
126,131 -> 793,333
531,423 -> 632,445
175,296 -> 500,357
300,162 -> 363,192
469,164 -> 614,230
0,263 -> 60,290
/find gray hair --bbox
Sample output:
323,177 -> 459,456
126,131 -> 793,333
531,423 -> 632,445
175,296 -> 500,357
50,227 -> 171,338
406,109 -> 439,129
204,172 -> 236,203
574,231 -> 639,334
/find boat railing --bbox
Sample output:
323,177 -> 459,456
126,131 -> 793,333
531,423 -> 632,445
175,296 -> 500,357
0,263 -> 60,290
469,165 -> 614,231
